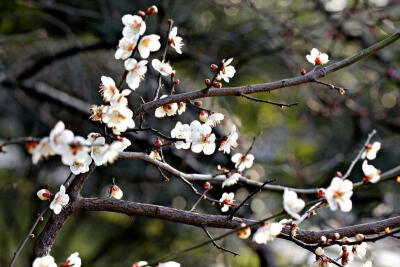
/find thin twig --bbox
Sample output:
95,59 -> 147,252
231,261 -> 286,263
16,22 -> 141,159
342,129 -> 377,180
201,225 -> 239,256
240,93 -> 299,107
9,207 -> 48,267
190,187 -> 212,212
228,179 -> 275,220
154,19 -> 174,100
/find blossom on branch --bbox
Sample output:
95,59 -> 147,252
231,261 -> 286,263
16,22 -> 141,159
171,121 -> 191,149
231,153 -> 254,171
32,137 -> 55,164
219,192 -> 235,212
253,221 -> 284,244
169,26 -> 184,54
125,58 -> 148,90
152,59 -> 174,76
37,189 -> 51,201
102,103 -> 135,135
306,48 -> 329,65
138,34 -> 161,58
237,226 -> 251,239
219,124 -> 238,154
222,172 -> 241,188
157,262 -> 181,267
32,255 -> 57,267
109,185 -> 123,199
115,35 -> 139,60
60,252 -> 81,267
205,112 -> 224,127
122,14 -> 146,37
155,95 -> 178,117
190,120 -> 216,155
50,185 -> 69,215
283,189 -> 305,220
361,142 -> 381,160
324,177 -> 353,212
216,58 -> 236,83
49,121 -> 74,155
177,102 -> 186,115
362,160 -> 381,183
133,261 -> 148,267
99,76 -> 118,102
60,136 -> 90,166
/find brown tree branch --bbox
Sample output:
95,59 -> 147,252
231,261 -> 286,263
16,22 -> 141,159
134,31 -> 400,118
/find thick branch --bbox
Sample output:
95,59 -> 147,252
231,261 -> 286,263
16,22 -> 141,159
135,31 -> 400,118
75,197 -> 400,244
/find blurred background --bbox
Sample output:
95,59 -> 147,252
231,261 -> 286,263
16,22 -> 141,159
1,0 -> 400,266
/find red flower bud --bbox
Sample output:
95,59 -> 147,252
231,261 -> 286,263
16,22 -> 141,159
329,85 -> 335,90
146,5 -> 158,15
210,64 -> 218,70
205,79 -> 211,86
137,10 -> 146,17
335,171 -> 343,178
203,182 -> 211,190
174,78 -> 180,85
194,101 -> 202,107
301,69 -> 307,75
213,81 -> 222,88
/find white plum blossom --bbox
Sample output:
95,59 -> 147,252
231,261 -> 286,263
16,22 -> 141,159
222,172 -> 241,188
306,48 -> 329,65
237,227 -> 251,239
32,255 -> 57,267
152,59 -> 174,76
138,34 -> 161,58
49,121 -> 74,155
198,110 -> 209,122
205,112 -> 224,127
353,243 -> 368,258
99,76 -> 118,102
216,58 -> 236,83
171,122 -> 191,149
361,142 -> 381,160
219,192 -> 234,212
190,120 -> 216,155
324,177 -> 353,212
231,153 -> 254,171
122,14 -> 146,37
109,185 -> 123,199
283,189 -> 305,220
87,133 -> 126,166
32,137 -> 55,164
169,26 -> 184,54
115,35 -> 139,60
149,149 -> 162,161
133,261 -> 148,267
64,252 -> 82,267
60,136 -> 90,166
124,58 -> 148,90
157,262 -> 181,267
70,155 -> 92,175
362,260 -> 373,267
253,221 -> 284,244
324,0 -> 347,12
89,104 -> 108,122
102,103 -> 135,135
177,102 -> 186,115
362,160 -> 381,183
37,189 -> 51,201
219,124 -> 238,154
155,95 -> 178,117
369,0 -> 389,7
50,185 -> 70,215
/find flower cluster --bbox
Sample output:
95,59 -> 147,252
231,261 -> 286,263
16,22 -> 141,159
252,220 -> 287,244
361,141 -> 381,183
32,121 -> 131,174
33,252 -> 81,267
169,115 -> 237,156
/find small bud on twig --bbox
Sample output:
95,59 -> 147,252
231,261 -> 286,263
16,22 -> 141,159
210,64 -> 218,70
137,10 -> 146,17
205,79 -> 211,86
174,78 -> 180,85
355,233 -> 365,242
213,81 -> 222,88
334,233 -> 340,240
194,101 -> 202,107
329,84 -> 335,90
30,234 -> 35,239
301,68 -> 307,75
146,5 -> 158,15
203,182 -> 211,190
